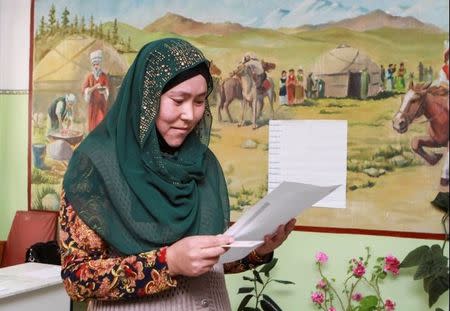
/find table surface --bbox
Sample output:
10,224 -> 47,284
0,263 -> 63,299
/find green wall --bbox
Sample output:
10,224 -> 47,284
226,232 -> 449,310
1,94 -> 448,310
0,94 -> 28,240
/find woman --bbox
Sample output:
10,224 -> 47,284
286,68 -> 297,105
278,70 -> 287,105
295,68 -> 304,104
60,38 -> 295,310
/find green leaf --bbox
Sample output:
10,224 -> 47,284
430,192 -> 449,213
423,276 -> 434,293
358,295 -> 378,311
260,299 -> 280,311
428,274 -> 450,307
238,287 -> 254,294
261,294 -> 282,311
253,269 -> 264,284
243,307 -> 259,311
237,294 -> 253,311
273,279 -> 295,285
243,276 -> 256,282
435,308 -> 445,311
260,258 -> 278,277
252,269 -> 264,284
430,244 -> 445,257
400,245 -> 430,268
414,249 -> 448,280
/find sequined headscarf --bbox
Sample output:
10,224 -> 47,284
63,38 -> 230,255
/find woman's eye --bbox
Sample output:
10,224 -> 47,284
172,98 -> 184,104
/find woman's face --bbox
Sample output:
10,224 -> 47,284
156,74 -> 207,148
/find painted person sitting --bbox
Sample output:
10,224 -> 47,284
47,93 -> 76,135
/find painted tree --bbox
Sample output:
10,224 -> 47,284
72,15 -> 79,34
126,36 -> 132,51
80,16 -> 86,33
48,4 -> 56,34
89,15 -> 94,36
38,16 -> 46,37
98,22 -> 104,39
112,18 -> 119,44
61,7 -> 70,33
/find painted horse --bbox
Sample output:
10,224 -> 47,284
392,82 -> 449,184
218,60 -> 276,128
208,60 -> 222,106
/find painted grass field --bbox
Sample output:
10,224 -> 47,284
31,24 -> 448,233
208,94 -> 447,233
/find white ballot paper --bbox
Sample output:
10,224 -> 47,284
219,181 -> 339,264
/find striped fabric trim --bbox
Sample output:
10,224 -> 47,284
0,89 -> 29,95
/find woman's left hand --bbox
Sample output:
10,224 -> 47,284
254,218 -> 296,256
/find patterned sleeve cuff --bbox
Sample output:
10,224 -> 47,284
139,247 -> 177,289
248,250 -> 274,265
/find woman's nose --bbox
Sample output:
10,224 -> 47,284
180,102 -> 194,121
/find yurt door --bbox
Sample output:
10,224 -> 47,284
348,72 -> 361,98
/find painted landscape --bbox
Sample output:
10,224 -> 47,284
31,0 -> 449,234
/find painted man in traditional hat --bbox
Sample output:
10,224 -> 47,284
82,49 -> 110,132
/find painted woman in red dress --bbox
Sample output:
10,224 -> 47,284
82,50 -> 110,132
286,68 -> 297,105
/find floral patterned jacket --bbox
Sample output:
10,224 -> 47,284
59,194 -> 272,301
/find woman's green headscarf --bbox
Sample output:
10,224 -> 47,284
63,38 -> 230,255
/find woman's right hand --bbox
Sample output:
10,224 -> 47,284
166,235 -> 233,277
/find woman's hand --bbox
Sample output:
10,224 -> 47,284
166,235 -> 234,277
254,218 -> 296,256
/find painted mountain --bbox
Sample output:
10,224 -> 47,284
144,12 -> 245,36
244,0 -> 447,31
297,9 -> 444,32
144,9 -> 445,37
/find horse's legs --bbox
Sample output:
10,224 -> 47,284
269,91 -> 275,119
224,101 -> 234,123
217,103 -> 223,122
258,96 -> 264,119
411,135 -> 444,165
239,100 -> 246,127
252,98 -> 258,129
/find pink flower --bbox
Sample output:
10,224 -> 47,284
315,251 -> 329,263
316,279 -> 327,289
384,255 -> 400,276
352,260 -> 366,278
384,299 -> 396,311
311,291 -> 325,304
351,292 -> 363,301
328,307 -> 336,311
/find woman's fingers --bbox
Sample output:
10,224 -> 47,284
166,234 -> 233,277
257,218 -> 297,255
195,235 -> 234,248
200,245 -> 228,258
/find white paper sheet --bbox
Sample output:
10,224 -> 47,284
219,181 -> 339,263
268,120 -> 347,208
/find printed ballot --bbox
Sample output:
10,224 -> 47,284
219,181 -> 339,263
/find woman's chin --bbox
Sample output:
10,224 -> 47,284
165,136 -> 186,148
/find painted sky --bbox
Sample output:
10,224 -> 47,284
35,0 -> 449,31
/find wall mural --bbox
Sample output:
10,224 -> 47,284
30,0 -> 449,234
